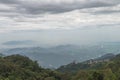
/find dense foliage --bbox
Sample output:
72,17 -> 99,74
0,54 -> 120,80
0,55 -> 62,80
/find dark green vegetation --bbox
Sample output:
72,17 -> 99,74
0,55 -> 62,80
0,53 -> 120,80
57,54 -> 120,80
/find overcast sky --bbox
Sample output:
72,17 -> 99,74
0,0 -> 120,46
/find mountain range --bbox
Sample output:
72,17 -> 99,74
1,41 -> 120,68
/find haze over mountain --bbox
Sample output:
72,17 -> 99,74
1,42 -> 120,68
2,40 -> 36,45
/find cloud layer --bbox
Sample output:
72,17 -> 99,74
0,0 -> 120,32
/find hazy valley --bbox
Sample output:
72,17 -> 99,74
1,41 -> 120,68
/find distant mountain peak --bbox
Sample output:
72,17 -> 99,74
2,40 -> 36,45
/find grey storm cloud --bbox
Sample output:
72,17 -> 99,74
0,0 -> 18,4
0,0 -> 120,32
0,0 -> 119,15
94,10 -> 120,15
20,1 -> 114,14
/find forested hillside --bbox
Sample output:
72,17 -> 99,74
57,53 -> 115,72
57,54 -> 120,80
0,53 -> 120,80
0,55 -> 62,80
